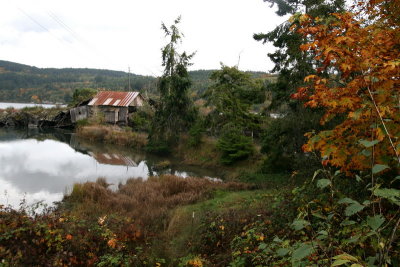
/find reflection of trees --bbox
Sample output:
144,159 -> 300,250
0,128 -> 26,141
0,127 -> 71,142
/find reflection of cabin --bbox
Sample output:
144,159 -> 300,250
70,91 -> 145,124
89,152 -> 138,167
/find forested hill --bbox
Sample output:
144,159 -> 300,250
0,60 -> 157,103
0,60 -> 273,103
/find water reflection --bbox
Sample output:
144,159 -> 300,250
0,138 -> 149,208
0,128 -> 219,209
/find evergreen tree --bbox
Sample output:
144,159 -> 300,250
255,0 -> 345,111
204,65 -> 264,135
147,17 -> 197,153
217,123 -> 254,165
255,0 -> 345,172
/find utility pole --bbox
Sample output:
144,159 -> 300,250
237,49 -> 243,69
128,66 -> 131,91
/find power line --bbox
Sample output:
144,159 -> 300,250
47,11 -> 82,43
18,6 -> 158,76
18,8 -> 65,45
44,11 -> 160,76
17,7 -> 98,66
45,9 -> 114,67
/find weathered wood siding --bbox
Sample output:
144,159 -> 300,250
70,106 -> 89,123
104,110 -> 118,123
118,107 -> 128,123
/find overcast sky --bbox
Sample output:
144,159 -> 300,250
0,0 -> 287,76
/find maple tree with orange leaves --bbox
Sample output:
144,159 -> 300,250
292,0 -> 400,173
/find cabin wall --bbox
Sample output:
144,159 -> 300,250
95,106 -> 128,124
130,95 -> 145,107
118,107 -> 128,123
70,106 -> 89,123
70,104 -> 135,124
104,110 -> 117,123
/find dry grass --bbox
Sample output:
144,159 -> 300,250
77,125 -> 148,148
63,175 -> 249,233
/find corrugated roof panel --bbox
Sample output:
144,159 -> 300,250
88,98 -> 98,105
88,91 -> 141,107
103,98 -> 113,105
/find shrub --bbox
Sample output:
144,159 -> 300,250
188,119 -> 204,147
216,124 -> 253,165
178,254 -> 208,267
129,112 -> 149,131
70,88 -> 97,107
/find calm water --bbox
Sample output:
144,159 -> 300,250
0,102 -> 65,109
0,128 -> 219,209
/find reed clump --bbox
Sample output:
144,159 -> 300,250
77,125 -> 148,148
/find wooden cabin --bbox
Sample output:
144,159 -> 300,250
70,91 -> 145,124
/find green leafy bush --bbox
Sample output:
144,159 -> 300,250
128,105 -> 154,132
228,169 -> 400,266
217,124 -> 253,165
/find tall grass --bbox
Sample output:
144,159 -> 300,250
63,175 -> 249,232
76,125 -> 148,148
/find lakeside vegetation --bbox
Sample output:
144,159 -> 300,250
1,175 -> 293,266
1,0 -> 400,266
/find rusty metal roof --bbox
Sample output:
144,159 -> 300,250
88,91 -> 140,107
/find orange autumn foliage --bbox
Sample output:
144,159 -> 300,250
292,0 -> 400,173
107,238 -> 117,248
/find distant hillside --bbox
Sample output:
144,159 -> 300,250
0,60 -> 275,104
0,60 -> 157,103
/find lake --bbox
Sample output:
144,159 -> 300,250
0,128 -> 219,209
0,102 -> 65,109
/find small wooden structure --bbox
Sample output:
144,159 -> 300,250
70,105 -> 89,123
70,91 -> 145,124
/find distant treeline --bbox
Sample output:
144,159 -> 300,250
0,60 -> 275,103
